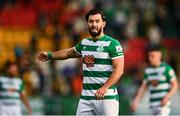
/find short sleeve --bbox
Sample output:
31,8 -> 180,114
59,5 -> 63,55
166,66 -> 176,82
74,40 -> 83,56
19,81 -> 24,93
109,40 -> 124,59
143,73 -> 148,84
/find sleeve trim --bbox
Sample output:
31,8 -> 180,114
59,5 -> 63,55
170,76 -> 176,82
111,55 -> 124,60
73,47 -> 81,55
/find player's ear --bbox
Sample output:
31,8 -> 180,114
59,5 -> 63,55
103,21 -> 106,28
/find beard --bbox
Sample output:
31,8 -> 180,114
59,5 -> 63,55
88,26 -> 102,37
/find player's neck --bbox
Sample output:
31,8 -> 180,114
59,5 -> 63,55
152,61 -> 161,67
92,33 -> 105,41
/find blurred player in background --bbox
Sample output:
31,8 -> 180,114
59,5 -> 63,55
131,45 -> 178,116
37,9 -> 124,115
0,62 -> 32,115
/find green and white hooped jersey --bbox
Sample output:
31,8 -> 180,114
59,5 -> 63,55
144,62 -> 176,108
74,35 -> 124,100
0,76 -> 24,104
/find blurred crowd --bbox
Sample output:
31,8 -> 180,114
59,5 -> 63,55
0,0 -> 180,114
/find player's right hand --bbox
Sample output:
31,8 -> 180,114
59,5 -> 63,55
37,52 -> 49,62
131,100 -> 138,112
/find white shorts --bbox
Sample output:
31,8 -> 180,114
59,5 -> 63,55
150,106 -> 170,116
0,102 -> 22,115
76,99 -> 119,115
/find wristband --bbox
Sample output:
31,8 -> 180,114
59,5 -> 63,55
47,52 -> 52,59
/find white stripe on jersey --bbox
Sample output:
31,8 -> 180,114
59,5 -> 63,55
82,51 -> 110,59
150,92 -> 168,99
83,64 -> 113,72
82,89 -> 118,96
148,75 -> 166,81
83,77 -> 108,84
2,84 -> 20,90
145,67 -> 165,74
0,77 -> 22,85
0,92 -> 20,97
150,101 -> 171,107
81,39 -> 111,46
149,83 -> 170,91
150,101 -> 161,107
0,99 -> 20,103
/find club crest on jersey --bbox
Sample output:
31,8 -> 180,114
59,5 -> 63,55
96,44 -> 104,52
84,55 -> 94,67
83,46 -> 86,50
150,80 -> 158,87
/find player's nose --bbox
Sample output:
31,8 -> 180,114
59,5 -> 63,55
92,22 -> 97,27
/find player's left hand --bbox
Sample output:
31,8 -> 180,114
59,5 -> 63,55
161,96 -> 169,106
95,87 -> 108,100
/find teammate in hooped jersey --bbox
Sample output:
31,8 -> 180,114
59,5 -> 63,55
131,45 -> 178,116
37,9 -> 124,115
0,62 -> 32,115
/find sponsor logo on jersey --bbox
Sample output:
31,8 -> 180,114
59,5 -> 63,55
116,45 -> 122,52
150,80 -> 158,87
84,55 -> 95,67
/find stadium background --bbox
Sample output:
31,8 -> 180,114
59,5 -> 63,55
0,0 -> 180,115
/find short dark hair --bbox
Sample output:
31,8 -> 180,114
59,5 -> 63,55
5,61 -> 17,69
147,45 -> 162,52
85,9 -> 106,21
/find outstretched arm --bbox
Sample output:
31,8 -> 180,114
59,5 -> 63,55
37,47 -> 81,62
131,81 -> 147,112
95,57 -> 124,99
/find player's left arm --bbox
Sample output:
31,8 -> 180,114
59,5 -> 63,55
95,57 -> 124,99
20,91 -> 32,115
161,80 -> 178,106
167,79 -> 178,98
161,68 -> 179,106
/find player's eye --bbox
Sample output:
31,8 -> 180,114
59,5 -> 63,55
88,20 -> 94,24
95,20 -> 100,23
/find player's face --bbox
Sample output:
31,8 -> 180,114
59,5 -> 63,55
148,51 -> 162,66
87,14 -> 106,37
7,64 -> 18,77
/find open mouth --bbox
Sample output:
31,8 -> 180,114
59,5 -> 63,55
91,27 -> 98,32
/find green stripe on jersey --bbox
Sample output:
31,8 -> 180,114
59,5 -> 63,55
0,96 -> 20,99
82,45 -> 109,52
0,88 -> 21,93
94,58 -> 112,65
150,89 -> 169,94
83,84 -> 116,90
146,72 -> 158,76
147,80 -> 169,85
80,95 -> 119,100
150,97 -> 164,102
83,71 -> 112,77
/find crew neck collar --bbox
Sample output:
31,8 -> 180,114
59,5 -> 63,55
91,34 -> 106,42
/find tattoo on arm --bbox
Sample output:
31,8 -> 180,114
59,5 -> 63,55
67,48 -> 81,58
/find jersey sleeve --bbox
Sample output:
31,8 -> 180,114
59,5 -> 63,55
73,40 -> 83,56
166,65 -> 176,82
19,80 -> 25,93
109,39 -> 124,59
143,72 -> 148,84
